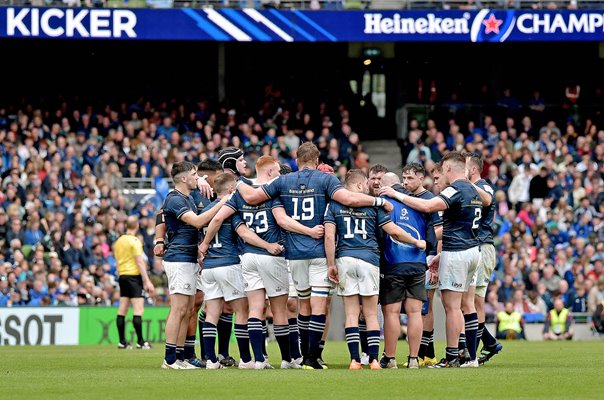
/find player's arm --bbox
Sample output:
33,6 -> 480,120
235,225 -> 283,256
197,174 -> 213,198
472,183 -> 493,206
201,205 -> 236,246
324,222 -> 339,284
181,195 -> 229,229
332,189 -> 393,212
273,207 -> 324,239
381,222 -> 426,250
237,182 -> 271,205
379,187 -> 447,213
135,254 -> 155,296
434,224 -> 443,241
154,209 -> 166,257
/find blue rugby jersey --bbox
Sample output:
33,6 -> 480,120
262,169 -> 342,260
474,179 -> 496,245
324,201 -> 391,267
226,191 -> 282,257
162,190 -> 199,263
201,199 -> 244,269
438,180 -> 483,251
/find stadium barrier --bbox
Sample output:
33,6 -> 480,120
0,307 -> 170,346
2,305 -> 601,345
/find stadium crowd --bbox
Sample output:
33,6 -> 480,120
0,85 -> 603,334
0,89 -> 366,308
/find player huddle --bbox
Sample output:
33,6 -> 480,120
154,142 -> 503,370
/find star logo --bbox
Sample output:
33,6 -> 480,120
482,14 -> 503,34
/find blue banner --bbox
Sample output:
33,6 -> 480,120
1,7 -> 604,42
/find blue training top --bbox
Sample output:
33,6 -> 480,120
380,196 -> 427,276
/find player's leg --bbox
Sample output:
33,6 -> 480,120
290,259 -> 312,360
403,273 -> 428,369
336,257 -> 362,369
403,296 -> 423,369
164,293 -> 192,368
287,292 -> 302,362
262,299 -> 270,360
460,248 -> 481,367
198,303 -> 207,361
270,294 -> 298,368
461,286 -> 477,365
217,302 -> 234,366
475,244 -> 502,365
241,253 -> 268,366
203,298 -> 225,368
162,261 -> 197,369
439,290 -> 463,366
317,295 -> 331,365
304,258 -> 332,369
358,306 -> 369,365
343,295 -> 362,369
379,274 -> 405,369
230,296 -> 254,367
176,295 -> 194,363
220,263 -> 251,368
247,289 -> 269,364
183,290 -> 204,366
116,294 -> 131,349
356,259 -> 381,370
419,288 -> 437,365
257,253 -> 293,368
381,302 -> 402,362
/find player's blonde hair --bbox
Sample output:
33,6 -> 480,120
296,142 -> 320,165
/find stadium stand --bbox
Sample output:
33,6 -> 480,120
0,79 -> 602,339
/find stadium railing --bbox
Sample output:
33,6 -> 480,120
5,0 -> 604,10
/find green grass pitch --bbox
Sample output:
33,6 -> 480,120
3,341 -> 603,399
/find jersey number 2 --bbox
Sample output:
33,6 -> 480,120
472,208 -> 482,229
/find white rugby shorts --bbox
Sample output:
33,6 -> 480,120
241,253 -> 288,298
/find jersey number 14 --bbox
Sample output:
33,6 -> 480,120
343,216 -> 367,239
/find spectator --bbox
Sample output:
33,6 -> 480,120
496,301 -> 526,340
543,298 -> 574,340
